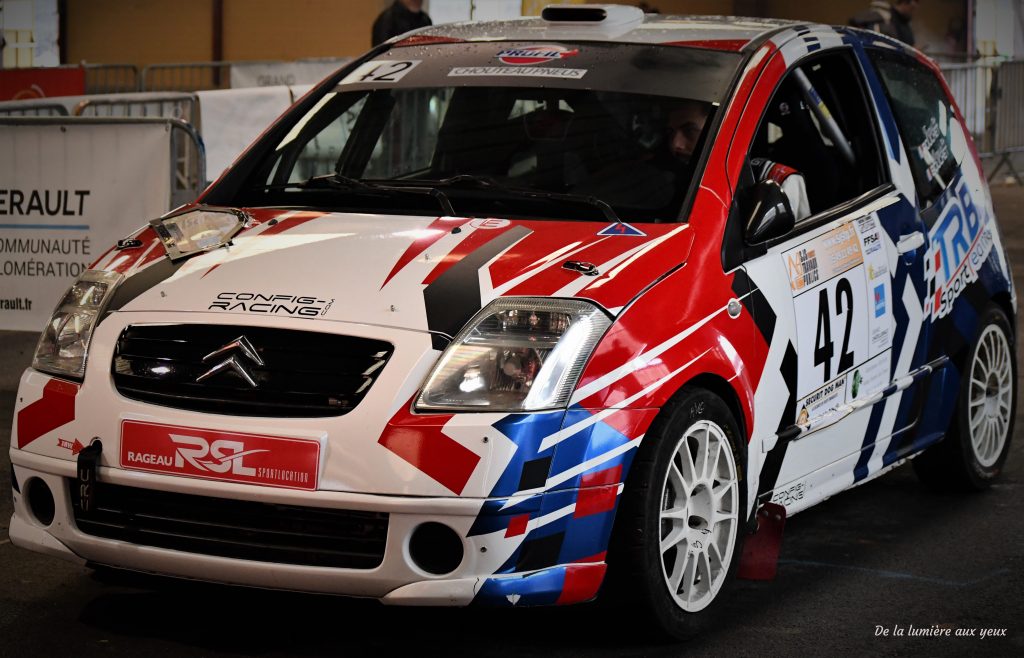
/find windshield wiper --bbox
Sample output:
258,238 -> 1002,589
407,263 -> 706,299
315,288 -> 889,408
261,173 -> 455,215
425,174 -> 623,225
262,172 -> 378,191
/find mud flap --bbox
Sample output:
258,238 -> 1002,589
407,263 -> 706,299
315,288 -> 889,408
737,502 -> 786,580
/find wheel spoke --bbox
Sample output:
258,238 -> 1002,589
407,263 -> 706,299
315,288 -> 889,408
970,410 -> 986,433
705,437 -> 722,481
661,525 -> 687,554
679,440 -> 697,492
662,504 -> 689,522
693,428 -> 710,483
666,545 -> 689,595
708,540 -> 724,571
682,551 -> 698,604
667,460 -> 688,499
696,551 -> 712,598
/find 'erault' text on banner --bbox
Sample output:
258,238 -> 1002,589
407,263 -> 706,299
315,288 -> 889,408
0,121 -> 172,330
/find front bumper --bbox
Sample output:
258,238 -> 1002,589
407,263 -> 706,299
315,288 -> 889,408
10,311 -> 655,606
9,450 -> 607,606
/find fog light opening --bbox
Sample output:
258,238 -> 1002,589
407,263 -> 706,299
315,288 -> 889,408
408,522 -> 464,575
26,478 -> 56,527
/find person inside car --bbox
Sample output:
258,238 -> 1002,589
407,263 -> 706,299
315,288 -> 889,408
667,99 -> 812,221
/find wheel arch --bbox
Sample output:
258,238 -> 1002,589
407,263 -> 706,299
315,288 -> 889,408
992,291 -> 1016,342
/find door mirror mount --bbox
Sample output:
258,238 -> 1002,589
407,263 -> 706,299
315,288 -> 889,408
744,180 -> 796,244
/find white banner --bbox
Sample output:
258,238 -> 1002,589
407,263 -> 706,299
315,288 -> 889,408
229,59 -> 350,89
197,86 -> 294,180
0,121 -> 172,331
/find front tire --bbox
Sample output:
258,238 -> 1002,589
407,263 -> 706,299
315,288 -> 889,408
607,388 -> 746,639
914,306 -> 1017,490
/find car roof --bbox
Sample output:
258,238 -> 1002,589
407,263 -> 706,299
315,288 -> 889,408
400,8 -> 807,53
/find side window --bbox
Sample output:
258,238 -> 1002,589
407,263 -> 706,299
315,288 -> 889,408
869,51 -> 958,215
748,51 -> 887,222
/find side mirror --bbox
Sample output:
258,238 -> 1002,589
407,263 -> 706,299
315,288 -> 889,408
744,180 -> 795,244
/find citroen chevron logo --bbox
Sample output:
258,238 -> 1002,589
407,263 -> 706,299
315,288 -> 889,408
196,335 -> 264,387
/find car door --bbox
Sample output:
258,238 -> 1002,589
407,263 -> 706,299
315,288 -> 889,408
727,45 -> 932,510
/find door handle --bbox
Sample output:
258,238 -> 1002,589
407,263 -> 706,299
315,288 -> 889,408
897,231 -> 925,254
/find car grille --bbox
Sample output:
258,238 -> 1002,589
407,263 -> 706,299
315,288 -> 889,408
71,482 -> 388,569
112,324 -> 393,417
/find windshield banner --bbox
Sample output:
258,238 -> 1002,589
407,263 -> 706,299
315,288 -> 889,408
0,120 -> 172,330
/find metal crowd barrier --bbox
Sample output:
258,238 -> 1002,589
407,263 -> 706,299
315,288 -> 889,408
0,99 -> 70,117
82,63 -> 140,94
140,57 -> 350,92
141,61 -> 237,92
990,60 -> 1024,184
0,116 -> 205,210
940,60 -> 996,152
73,92 -> 199,126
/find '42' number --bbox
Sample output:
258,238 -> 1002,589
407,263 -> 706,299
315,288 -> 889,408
814,277 -> 855,381
358,61 -> 415,82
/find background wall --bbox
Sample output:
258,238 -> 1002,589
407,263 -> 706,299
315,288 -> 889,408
66,0 -> 214,65
62,0 -> 967,68
65,0 -> 390,66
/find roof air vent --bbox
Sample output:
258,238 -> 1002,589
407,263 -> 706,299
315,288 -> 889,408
540,4 -> 645,35
542,6 -> 608,22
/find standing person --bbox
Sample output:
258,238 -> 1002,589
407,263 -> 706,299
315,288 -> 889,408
881,0 -> 918,46
849,1 -> 917,47
372,0 -> 432,47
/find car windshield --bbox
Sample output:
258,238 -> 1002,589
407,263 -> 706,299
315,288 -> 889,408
210,42 -> 742,222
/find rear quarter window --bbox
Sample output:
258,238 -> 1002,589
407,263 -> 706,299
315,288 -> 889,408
868,50 -> 959,214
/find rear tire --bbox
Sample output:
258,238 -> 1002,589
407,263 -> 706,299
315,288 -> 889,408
606,388 -> 747,640
914,306 -> 1017,490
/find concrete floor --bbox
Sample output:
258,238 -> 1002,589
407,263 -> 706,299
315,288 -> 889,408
2,186 -> 1023,656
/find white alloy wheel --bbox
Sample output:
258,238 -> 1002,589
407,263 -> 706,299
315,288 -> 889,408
967,323 -> 1014,468
658,419 -> 739,612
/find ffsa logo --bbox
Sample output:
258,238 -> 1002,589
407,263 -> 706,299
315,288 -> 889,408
170,434 -> 268,476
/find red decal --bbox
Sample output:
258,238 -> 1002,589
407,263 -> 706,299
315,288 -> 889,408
259,212 -> 322,237
580,465 -> 623,488
120,420 -> 320,490
661,39 -> 748,52
17,379 -> 79,449
497,45 -> 578,66
767,162 -> 797,185
378,402 -> 481,495
505,513 -> 530,538
574,484 -> 618,518
381,217 -> 472,289
578,551 -> 607,563
393,35 -> 465,47
421,222 -> 516,285
556,563 -> 607,605
56,438 -> 85,454
470,218 -> 510,229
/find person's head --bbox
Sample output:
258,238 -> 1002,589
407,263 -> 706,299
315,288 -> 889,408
399,0 -> 424,12
666,100 -> 710,164
892,0 -> 919,18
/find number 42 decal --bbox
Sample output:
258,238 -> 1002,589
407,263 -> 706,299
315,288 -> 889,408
341,60 -> 421,85
814,277 -> 856,381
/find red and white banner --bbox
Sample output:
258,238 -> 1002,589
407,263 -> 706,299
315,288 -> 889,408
120,420 -> 320,490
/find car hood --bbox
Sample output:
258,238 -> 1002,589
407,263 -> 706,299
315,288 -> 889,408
105,208 -> 694,336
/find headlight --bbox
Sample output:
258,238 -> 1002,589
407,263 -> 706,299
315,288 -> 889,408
152,207 -> 248,261
32,269 -> 123,379
416,298 -> 611,412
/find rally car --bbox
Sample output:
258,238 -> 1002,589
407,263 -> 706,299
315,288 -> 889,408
9,4 -> 1016,639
